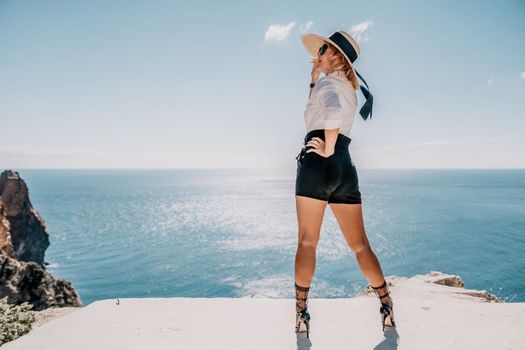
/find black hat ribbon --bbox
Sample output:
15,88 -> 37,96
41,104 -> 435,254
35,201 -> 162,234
354,69 -> 373,121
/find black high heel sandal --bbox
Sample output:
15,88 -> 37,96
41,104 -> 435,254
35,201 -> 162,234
295,282 -> 311,338
370,280 -> 396,331
295,307 -> 311,338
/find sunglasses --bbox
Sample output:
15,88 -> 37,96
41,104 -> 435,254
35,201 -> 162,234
318,43 -> 328,56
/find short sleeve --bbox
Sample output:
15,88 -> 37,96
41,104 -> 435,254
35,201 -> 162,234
316,79 -> 343,130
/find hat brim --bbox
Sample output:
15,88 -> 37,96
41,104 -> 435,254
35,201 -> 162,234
300,33 -> 360,88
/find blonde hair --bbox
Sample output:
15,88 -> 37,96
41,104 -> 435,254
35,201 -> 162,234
327,43 -> 360,90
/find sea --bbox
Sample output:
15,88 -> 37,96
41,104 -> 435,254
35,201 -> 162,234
16,168 -> 525,306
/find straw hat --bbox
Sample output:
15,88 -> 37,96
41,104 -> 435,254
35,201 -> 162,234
300,30 -> 374,120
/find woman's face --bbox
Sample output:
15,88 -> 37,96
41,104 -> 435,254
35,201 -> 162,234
315,42 -> 335,74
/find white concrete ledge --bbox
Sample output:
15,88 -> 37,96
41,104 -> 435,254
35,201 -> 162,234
3,272 -> 525,349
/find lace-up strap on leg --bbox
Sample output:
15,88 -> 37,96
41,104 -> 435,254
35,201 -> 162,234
295,282 -> 310,312
370,280 -> 392,305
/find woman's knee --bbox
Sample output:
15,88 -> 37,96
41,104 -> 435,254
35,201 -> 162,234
297,234 -> 319,250
348,239 -> 370,254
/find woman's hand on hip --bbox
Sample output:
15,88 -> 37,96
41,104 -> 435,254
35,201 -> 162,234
305,137 -> 334,158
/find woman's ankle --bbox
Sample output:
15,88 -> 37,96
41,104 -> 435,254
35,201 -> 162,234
370,279 -> 393,306
295,282 -> 311,312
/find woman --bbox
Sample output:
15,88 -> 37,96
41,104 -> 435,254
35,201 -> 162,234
294,30 -> 396,338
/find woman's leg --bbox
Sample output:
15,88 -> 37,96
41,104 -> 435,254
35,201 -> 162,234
329,202 -> 396,328
328,203 -> 385,288
295,195 -> 327,289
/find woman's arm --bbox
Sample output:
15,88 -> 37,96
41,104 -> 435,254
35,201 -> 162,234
305,128 -> 338,157
323,128 -> 338,156
309,57 -> 320,99
309,78 -> 318,99
318,80 -> 342,157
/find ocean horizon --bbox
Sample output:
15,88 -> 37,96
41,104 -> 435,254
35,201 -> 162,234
14,168 -> 525,306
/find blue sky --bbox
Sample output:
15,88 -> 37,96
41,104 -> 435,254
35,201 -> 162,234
0,0 -> 524,169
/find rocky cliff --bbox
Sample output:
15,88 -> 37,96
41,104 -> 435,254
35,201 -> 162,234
0,170 -> 49,265
0,202 -> 15,259
0,169 -> 82,310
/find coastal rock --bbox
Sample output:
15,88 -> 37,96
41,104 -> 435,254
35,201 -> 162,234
364,271 -> 501,303
428,270 -> 465,288
0,169 -> 82,310
416,271 -> 500,302
0,252 -> 82,311
0,170 -> 49,266
0,202 -> 16,259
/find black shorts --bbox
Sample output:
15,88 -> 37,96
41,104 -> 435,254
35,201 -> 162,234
295,129 -> 362,204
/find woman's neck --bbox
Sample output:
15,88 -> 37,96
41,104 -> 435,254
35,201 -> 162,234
328,70 -> 347,79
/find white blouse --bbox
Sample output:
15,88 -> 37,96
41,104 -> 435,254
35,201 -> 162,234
303,70 -> 358,138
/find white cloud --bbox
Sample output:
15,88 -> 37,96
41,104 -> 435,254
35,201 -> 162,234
264,21 -> 296,42
298,20 -> 313,34
349,20 -> 374,43
520,72 -> 525,80
487,77 -> 493,86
